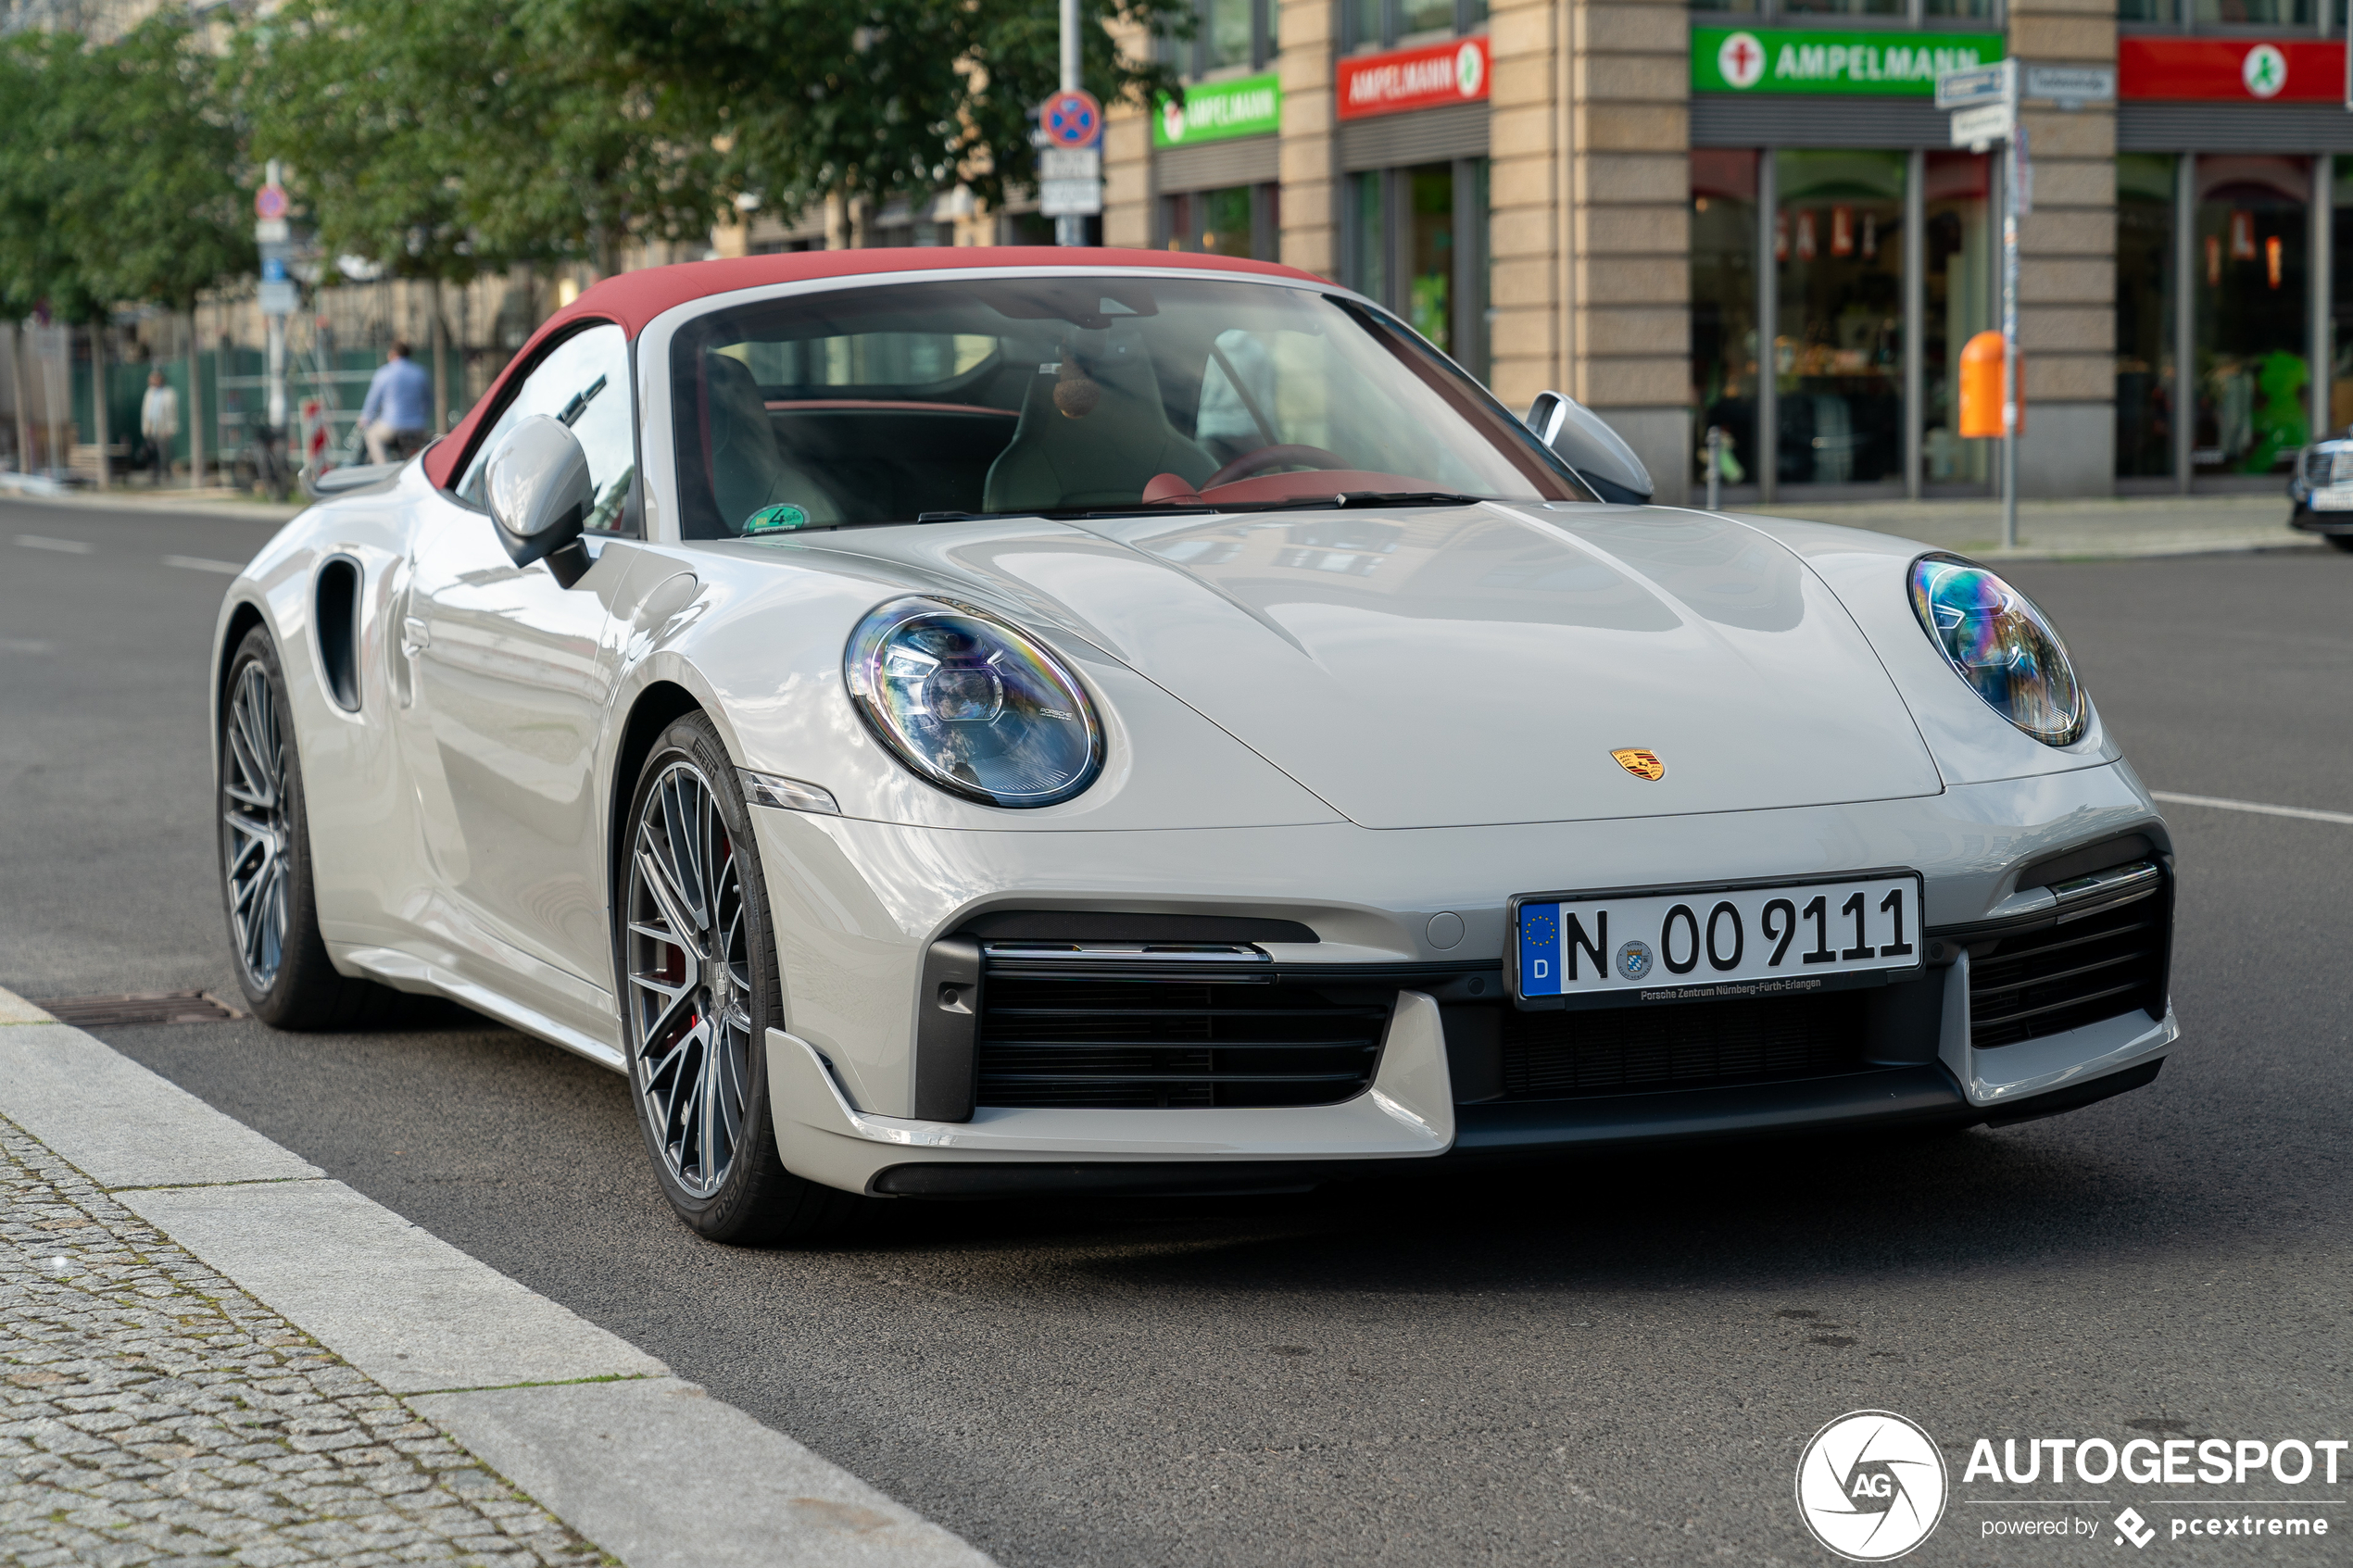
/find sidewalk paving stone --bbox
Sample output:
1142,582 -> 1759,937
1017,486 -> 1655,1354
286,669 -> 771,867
0,1117 -> 614,1568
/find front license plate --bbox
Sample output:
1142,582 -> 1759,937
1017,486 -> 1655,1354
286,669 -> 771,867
1512,872 -> 1924,1007
2311,488 -> 2353,511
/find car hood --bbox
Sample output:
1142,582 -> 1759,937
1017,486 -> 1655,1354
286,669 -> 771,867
792,503 -> 1946,830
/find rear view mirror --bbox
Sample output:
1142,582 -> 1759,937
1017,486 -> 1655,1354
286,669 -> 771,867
484,415 -> 595,587
1526,391 -> 1655,506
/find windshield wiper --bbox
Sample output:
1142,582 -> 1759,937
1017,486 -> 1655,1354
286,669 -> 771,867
1234,490 -> 1487,512
911,505 -> 1219,524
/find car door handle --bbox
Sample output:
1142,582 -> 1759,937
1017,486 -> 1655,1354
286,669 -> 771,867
400,616 -> 431,656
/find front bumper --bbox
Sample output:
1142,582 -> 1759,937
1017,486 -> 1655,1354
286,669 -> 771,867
753,764 -> 2174,1196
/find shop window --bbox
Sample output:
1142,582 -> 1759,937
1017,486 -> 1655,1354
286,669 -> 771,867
1922,152 -> 1992,487
1775,150 -> 1906,487
1348,0 -> 1484,52
2193,157 -> 2309,477
1691,150 -> 1761,491
2116,154 -> 2178,480
2188,0 -> 2315,25
1163,184 -> 1280,260
1346,161 -> 1491,382
1177,0 -> 1274,75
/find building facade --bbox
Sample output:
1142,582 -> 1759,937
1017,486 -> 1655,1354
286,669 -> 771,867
1107,0 -> 2353,504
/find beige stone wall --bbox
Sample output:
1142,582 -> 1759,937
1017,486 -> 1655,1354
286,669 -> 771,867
1104,18 -> 1159,248
1486,0 -> 1564,412
2012,0 -> 2118,493
1277,0 -> 1340,279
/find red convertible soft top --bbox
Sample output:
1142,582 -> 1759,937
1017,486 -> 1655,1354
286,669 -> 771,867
423,245 -> 1322,490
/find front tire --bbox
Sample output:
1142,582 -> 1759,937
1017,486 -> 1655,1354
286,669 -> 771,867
218,628 -> 382,1027
620,713 -> 859,1245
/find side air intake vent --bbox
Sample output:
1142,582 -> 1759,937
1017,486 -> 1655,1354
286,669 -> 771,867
315,556 -> 362,712
1969,886 -> 2168,1049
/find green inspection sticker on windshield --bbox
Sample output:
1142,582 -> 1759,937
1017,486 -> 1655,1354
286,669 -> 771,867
743,504 -> 811,534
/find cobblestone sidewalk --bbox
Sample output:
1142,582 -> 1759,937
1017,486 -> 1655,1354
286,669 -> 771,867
0,1117 -> 613,1568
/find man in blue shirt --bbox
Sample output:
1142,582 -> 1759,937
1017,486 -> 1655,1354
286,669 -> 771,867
359,341 -> 433,464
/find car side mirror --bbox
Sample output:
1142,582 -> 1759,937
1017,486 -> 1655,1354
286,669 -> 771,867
1525,391 -> 1655,506
484,414 -> 596,587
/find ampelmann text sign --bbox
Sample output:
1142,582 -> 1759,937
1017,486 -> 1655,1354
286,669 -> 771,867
1154,72 -> 1281,147
1694,28 -> 2007,96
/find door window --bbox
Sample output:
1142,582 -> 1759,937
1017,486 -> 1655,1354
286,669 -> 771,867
457,322 -> 636,534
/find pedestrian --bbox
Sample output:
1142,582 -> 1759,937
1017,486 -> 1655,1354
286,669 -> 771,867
139,370 -> 178,487
359,341 -> 432,464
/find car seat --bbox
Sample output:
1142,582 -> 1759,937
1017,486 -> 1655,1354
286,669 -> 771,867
702,352 -> 842,531
982,335 -> 1216,514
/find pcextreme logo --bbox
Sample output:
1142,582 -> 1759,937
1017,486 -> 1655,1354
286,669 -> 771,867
1796,1411 -> 1948,1561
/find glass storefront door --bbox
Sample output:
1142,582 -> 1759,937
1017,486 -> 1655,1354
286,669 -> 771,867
1691,150 -> 1760,491
1922,151 -> 1992,487
1162,184 -> 1278,260
2116,154 -> 2179,480
2333,157 -> 2353,440
1775,149 -> 1906,487
2193,157 -> 2309,477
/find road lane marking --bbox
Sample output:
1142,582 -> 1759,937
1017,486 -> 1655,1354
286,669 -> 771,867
0,637 -> 53,654
162,554 -> 245,574
15,534 -> 92,554
0,986 -> 995,1567
2151,790 -> 2353,827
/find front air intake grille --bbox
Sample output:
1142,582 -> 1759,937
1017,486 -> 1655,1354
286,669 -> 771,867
975,972 -> 1390,1109
1969,892 -> 2167,1049
2306,447 -> 2336,485
1498,990 -> 1870,1100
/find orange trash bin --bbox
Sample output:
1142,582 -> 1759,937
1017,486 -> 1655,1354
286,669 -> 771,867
1957,331 -> 2023,438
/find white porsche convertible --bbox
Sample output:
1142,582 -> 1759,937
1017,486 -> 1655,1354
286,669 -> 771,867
214,248 -> 2175,1242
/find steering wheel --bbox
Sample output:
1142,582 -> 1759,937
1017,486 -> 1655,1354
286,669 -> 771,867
1203,444 -> 1353,490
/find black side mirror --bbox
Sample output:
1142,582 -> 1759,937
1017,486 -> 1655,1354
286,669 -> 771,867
1525,391 -> 1655,506
484,415 -> 596,587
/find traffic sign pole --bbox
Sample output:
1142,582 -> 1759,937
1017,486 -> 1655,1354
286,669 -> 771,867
1057,0 -> 1083,245
1939,63 -> 2023,549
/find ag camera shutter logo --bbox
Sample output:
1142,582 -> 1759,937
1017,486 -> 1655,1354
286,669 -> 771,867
1796,1411 -> 1948,1561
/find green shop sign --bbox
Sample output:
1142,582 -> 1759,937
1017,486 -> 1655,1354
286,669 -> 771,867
1153,72 -> 1281,147
1692,27 -> 2006,96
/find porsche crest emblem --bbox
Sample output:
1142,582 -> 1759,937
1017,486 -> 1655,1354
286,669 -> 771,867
1611,747 -> 1666,782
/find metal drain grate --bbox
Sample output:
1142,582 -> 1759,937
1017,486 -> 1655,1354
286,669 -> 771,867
29,991 -> 246,1027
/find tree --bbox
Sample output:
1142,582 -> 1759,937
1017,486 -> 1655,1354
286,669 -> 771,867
231,0 -> 726,283
560,0 -> 1192,228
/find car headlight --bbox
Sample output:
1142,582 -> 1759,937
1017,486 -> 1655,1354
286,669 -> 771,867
845,596 -> 1103,807
1907,554 -> 2086,746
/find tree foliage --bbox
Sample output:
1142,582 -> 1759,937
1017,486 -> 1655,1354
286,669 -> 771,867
0,15 -> 251,320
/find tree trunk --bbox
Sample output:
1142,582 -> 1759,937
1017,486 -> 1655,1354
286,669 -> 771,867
185,308 -> 203,490
90,320 -> 108,490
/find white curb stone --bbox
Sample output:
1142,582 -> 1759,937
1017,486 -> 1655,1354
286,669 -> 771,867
0,986 -> 998,1568
0,1020 -> 322,1186
416,1377 -> 991,1568
120,1180 -> 670,1396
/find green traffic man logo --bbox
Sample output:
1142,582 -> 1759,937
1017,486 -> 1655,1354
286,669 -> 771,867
2243,44 -> 2286,99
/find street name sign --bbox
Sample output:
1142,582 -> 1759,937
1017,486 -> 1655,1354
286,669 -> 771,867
2022,63 -> 2115,105
1935,58 -> 2013,109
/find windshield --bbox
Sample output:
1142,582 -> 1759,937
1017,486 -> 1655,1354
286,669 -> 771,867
667,275 -> 1589,536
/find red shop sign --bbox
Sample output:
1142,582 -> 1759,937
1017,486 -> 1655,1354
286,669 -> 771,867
1337,35 -> 1491,120
2119,36 -> 2344,102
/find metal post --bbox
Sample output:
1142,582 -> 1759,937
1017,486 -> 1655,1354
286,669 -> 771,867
2174,154 -> 2196,494
90,320 -> 107,489
2312,154 -> 2332,445
185,309 -> 203,490
1903,147 -> 1925,500
2000,131 -> 2020,551
265,158 -> 287,433
1055,0 -> 1085,246
1705,425 -> 1724,510
1756,151 -> 1778,505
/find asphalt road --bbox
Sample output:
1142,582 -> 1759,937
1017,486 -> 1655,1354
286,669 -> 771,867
4,495 -> 2348,1566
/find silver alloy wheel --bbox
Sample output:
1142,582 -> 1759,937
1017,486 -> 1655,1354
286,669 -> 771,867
221,659 -> 291,991
625,759 -> 755,1199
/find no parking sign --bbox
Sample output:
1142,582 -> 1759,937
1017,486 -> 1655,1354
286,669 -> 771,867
1039,88 -> 1102,148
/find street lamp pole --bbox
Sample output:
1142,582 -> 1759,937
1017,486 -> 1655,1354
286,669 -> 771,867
2001,130 -> 2020,552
